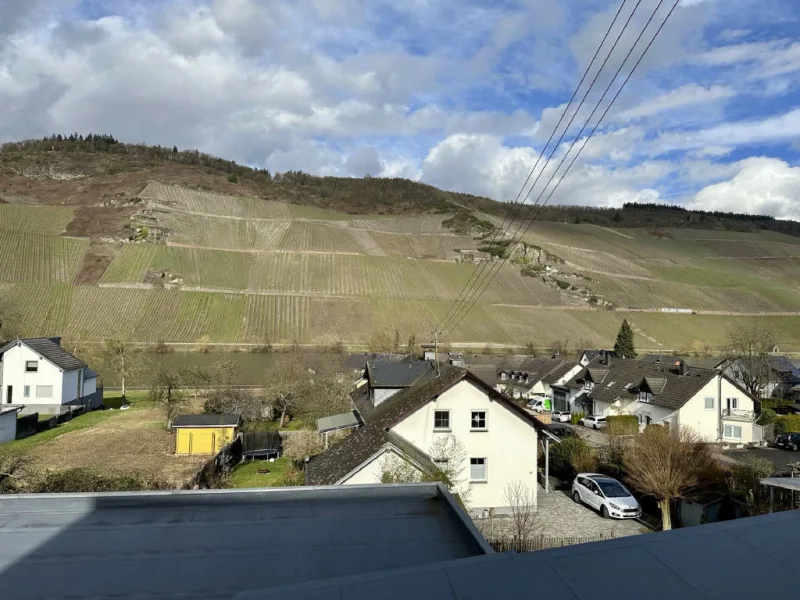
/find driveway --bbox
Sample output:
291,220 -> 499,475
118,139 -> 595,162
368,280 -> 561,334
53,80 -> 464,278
573,424 -> 610,447
535,487 -> 648,538
723,446 -> 800,474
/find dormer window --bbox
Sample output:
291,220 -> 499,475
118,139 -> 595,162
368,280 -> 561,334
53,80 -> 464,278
639,391 -> 653,403
584,381 -> 594,390
500,372 -> 507,381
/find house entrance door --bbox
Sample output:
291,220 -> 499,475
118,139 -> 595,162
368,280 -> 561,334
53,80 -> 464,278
6,385 -> 12,404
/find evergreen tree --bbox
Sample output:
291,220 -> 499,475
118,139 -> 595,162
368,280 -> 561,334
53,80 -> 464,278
614,319 -> 637,359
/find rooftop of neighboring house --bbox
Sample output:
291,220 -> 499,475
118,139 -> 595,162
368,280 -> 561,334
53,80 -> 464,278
0,337 -> 87,372
342,352 -> 412,371
364,359 -> 435,388
580,349 -> 616,362
466,355 -> 568,387
307,365 -> 546,486
0,485 -> 490,600
540,359 -> 581,385
639,354 -> 721,370
585,358 -> 722,411
171,414 -> 241,428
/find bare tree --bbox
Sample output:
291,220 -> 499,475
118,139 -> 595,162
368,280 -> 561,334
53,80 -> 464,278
179,365 -> 212,399
296,359 -> 353,422
263,353 -> 306,428
149,369 -> 187,427
623,426 -> 715,530
97,338 -> 144,403
503,480 -> 539,542
282,430 -> 324,464
727,322 -> 777,397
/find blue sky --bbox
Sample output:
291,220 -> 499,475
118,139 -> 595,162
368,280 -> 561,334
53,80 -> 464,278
0,0 -> 798,218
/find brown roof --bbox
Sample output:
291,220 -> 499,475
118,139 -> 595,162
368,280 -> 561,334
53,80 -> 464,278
307,365 -> 546,486
588,358 -> 718,411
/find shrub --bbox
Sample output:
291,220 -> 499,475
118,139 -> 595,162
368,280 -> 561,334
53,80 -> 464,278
32,469 -> 169,493
556,280 -> 570,290
757,408 -> 777,426
775,414 -> 800,434
282,430 -> 324,464
570,411 -> 586,425
606,415 -> 639,436
521,263 -> 545,277
550,436 -> 596,479
281,469 -> 304,486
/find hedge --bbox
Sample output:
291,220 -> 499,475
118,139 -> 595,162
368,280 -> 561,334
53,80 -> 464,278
606,415 -> 638,436
775,414 -> 800,434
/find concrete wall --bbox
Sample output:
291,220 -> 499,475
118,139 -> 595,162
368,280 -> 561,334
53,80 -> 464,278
1,344 -> 64,408
391,379 -> 538,514
0,410 -> 16,443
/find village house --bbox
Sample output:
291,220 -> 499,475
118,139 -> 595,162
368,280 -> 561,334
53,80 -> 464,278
466,354 -> 576,401
717,355 -> 800,399
0,338 -> 102,415
585,357 -> 763,445
550,357 -> 609,415
362,359 -> 435,406
306,362 -> 548,516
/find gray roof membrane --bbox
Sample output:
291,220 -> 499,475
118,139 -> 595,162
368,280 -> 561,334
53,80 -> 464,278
0,485 -> 489,600
245,509 -> 800,600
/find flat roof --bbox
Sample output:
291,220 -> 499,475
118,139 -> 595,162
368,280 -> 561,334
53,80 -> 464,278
317,410 -> 361,434
249,509 -> 800,599
760,477 -> 800,491
171,413 -> 240,428
0,484 -> 489,600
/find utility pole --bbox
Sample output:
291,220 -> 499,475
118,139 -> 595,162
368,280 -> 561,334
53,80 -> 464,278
434,330 -> 440,376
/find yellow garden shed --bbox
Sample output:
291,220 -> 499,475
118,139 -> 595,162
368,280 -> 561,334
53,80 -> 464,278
172,414 -> 240,455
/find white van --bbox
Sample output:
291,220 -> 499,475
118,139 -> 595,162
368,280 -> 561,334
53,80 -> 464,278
527,396 -> 552,412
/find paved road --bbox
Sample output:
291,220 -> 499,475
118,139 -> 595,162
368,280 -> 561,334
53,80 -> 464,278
572,423 -> 610,447
723,446 -> 800,474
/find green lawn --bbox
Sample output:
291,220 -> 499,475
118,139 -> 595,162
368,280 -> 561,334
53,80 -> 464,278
1,409 -> 117,458
102,390 -> 152,409
228,457 -> 296,488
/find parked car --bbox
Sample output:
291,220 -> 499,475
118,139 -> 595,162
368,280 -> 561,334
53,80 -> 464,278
775,432 -> 800,451
579,415 -> 607,430
551,410 -> 571,423
545,423 -> 574,438
572,473 -> 641,519
527,396 -> 552,412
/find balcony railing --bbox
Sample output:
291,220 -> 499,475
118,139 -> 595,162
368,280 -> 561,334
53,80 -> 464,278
722,408 -> 755,422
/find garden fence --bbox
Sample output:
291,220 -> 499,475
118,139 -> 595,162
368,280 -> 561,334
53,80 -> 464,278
486,533 -> 615,553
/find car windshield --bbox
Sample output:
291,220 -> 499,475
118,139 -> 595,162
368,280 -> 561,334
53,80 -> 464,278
595,479 -> 630,498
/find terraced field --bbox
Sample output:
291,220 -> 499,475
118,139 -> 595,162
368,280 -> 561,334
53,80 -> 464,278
2,179 -> 800,353
0,204 -> 75,234
0,230 -> 87,283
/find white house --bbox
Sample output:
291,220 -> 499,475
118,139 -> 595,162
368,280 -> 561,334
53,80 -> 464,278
717,356 -> 800,399
0,338 -> 102,415
587,358 -> 763,445
306,364 -> 548,515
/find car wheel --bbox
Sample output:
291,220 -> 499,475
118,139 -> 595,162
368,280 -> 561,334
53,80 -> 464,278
600,505 -> 610,519
593,424 -> 598,430
573,491 -> 581,505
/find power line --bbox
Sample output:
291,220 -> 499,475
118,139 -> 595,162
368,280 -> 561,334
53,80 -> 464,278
432,0 -> 634,336
441,0 -> 680,339
437,0 -> 648,336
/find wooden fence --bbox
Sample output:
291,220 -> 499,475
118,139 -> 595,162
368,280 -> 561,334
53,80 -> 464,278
486,533 -> 615,553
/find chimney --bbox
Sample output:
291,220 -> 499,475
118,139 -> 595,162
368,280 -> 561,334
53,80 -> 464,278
421,344 -> 436,362
679,360 -> 688,376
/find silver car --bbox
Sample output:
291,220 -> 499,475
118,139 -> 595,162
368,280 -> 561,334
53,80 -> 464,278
571,473 -> 641,519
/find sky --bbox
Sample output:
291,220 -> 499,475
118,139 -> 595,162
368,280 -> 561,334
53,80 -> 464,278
0,0 -> 798,218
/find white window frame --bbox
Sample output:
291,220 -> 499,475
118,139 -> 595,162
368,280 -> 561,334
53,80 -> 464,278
470,410 -> 487,431
704,397 -> 715,410
470,458 -> 488,482
433,410 -> 451,431
25,360 -> 39,373
724,424 -> 742,440
727,398 -> 739,410
24,385 -> 31,398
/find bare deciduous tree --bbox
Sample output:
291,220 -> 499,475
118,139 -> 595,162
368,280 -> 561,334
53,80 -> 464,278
263,353 -> 306,428
149,369 -> 187,427
503,480 -> 539,542
623,426 -> 715,530
97,338 -> 144,403
727,322 -> 778,397
282,430 -> 325,464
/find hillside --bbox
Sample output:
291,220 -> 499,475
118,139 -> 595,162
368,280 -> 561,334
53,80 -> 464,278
1,137 -> 800,354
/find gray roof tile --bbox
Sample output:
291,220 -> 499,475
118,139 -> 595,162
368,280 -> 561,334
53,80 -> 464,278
0,338 -> 87,371
366,360 -> 435,388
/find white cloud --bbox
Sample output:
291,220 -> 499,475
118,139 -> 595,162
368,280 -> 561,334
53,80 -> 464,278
687,158 -> 800,220
617,84 -> 734,121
